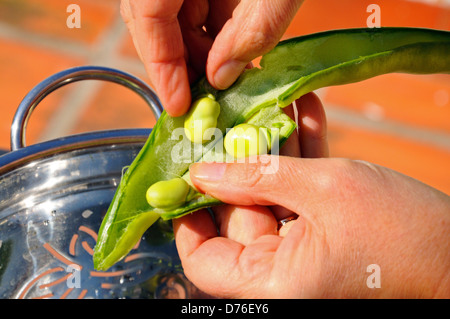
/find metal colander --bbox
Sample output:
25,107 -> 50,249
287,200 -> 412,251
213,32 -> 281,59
0,66 -> 202,299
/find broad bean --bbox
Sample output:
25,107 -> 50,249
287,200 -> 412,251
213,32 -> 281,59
184,94 -> 220,144
224,124 -> 270,159
146,178 -> 190,210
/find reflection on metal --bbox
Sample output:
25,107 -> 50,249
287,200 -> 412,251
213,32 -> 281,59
17,223 -> 185,299
0,67 -> 204,299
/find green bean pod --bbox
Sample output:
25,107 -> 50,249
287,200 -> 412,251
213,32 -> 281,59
94,27 -> 450,271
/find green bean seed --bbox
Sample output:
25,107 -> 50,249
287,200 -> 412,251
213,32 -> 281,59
184,94 -> 221,144
224,123 -> 270,159
146,178 -> 190,210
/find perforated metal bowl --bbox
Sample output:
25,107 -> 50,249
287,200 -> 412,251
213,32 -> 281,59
0,66 -> 201,299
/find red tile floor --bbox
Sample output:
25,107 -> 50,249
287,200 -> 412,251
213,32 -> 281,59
0,0 -> 449,194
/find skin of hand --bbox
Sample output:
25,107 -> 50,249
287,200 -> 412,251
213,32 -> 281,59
121,0 -> 450,299
173,93 -> 450,299
120,0 -> 304,116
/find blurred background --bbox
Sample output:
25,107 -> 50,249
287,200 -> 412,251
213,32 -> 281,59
0,0 -> 449,194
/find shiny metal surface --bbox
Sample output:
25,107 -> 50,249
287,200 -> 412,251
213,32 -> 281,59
11,65 -> 163,151
0,67 -> 200,299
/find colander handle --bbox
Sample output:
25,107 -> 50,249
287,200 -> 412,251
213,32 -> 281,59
10,66 -> 164,151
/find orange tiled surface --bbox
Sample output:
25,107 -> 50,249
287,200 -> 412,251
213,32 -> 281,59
0,0 -> 449,194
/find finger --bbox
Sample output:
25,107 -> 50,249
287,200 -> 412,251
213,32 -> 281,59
120,0 -> 143,61
206,0 -> 304,89
128,0 -> 191,116
174,203 -> 308,297
174,209 -> 283,298
178,0 -> 214,82
271,103 -> 301,220
296,92 -> 329,158
172,209 -> 218,259
279,104 -> 301,158
204,0 -> 240,38
189,156 -> 333,218
172,210 -> 247,296
279,92 -> 328,159
212,205 -> 277,246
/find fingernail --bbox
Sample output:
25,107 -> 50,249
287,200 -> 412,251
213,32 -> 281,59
213,60 -> 247,90
190,162 -> 226,182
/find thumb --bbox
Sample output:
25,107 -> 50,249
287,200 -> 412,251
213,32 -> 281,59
207,0 -> 304,89
190,155 -> 331,214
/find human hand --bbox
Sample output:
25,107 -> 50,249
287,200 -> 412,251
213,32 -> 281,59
120,0 -> 304,116
173,93 -> 450,298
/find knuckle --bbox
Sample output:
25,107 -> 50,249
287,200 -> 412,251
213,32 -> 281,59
327,158 -> 384,198
246,29 -> 278,55
240,162 -> 266,188
231,157 -> 273,189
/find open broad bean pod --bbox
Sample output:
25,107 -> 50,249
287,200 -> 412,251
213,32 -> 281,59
93,27 -> 450,271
